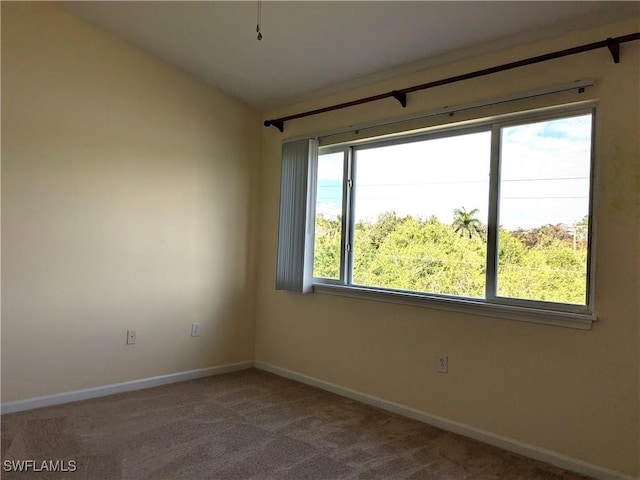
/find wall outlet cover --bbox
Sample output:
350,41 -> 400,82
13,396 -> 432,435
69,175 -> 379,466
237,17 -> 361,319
191,323 -> 200,337
438,355 -> 448,374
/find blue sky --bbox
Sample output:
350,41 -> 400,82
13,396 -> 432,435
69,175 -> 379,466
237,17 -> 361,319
316,114 -> 592,230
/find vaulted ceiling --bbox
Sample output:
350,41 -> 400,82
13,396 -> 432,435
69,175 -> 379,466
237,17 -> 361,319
63,1 -> 639,110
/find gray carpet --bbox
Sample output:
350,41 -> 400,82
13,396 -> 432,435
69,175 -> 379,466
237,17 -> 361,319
1,369 -> 591,479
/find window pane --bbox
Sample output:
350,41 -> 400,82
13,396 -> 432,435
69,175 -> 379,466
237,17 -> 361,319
497,114 -> 592,305
352,132 -> 491,297
313,152 -> 344,279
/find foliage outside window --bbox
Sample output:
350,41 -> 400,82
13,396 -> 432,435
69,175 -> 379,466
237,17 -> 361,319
313,107 -> 595,315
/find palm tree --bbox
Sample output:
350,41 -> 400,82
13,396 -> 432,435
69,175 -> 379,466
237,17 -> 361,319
452,207 -> 484,239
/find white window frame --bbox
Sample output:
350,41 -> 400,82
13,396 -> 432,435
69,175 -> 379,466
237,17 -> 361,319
311,103 -> 597,329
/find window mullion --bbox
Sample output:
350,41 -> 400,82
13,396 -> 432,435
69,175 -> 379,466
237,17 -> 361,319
339,148 -> 351,285
344,148 -> 356,286
585,109 -> 597,311
485,125 -> 501,301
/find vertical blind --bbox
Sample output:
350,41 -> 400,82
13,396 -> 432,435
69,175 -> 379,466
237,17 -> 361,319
275,138 -> 319,293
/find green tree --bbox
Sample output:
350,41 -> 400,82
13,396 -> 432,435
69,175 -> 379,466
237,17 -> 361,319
313,210 -> 587,305
452,207 -> 484,239
313,214 -> 342,279
574,215 -> 589,249
497,227 -> 587,304
353,215 -> 486,298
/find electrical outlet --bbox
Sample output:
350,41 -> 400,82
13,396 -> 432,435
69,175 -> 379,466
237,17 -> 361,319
127,330 -> 136,345
191,323 -> 200,337
438,355 -> 448,374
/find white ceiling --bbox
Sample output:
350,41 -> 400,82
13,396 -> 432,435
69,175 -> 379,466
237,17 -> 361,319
63,1 -> 639,110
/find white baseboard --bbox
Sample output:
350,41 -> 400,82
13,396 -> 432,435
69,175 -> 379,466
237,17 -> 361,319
0,361 -> 254,415
254,361 -> 637,480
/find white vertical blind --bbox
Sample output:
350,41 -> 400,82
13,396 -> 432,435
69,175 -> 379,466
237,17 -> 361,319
275,138 -> 319,292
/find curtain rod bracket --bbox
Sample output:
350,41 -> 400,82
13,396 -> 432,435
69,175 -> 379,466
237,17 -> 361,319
392,90 -> 407,108
264,120 -> 284,132
607,38 -> 620,63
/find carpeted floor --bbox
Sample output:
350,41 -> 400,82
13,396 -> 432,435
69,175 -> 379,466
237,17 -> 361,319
1,368 -> 591,480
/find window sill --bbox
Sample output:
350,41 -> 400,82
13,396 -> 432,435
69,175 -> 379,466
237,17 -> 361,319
312,284 -> 596,330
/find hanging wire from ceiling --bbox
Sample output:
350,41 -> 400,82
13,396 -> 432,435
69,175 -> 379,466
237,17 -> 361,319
256,0 -> 263,41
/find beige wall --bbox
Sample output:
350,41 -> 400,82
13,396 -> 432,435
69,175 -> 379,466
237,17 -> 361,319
1,3 -> 260,401
256,19 -> 640,477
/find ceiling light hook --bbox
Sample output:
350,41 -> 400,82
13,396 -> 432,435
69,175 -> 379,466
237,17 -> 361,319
256,0 -> 263,41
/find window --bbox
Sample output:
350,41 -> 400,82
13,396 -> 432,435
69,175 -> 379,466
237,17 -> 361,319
350,129 -> 491,298
314,151 -> 345,280
495,115 -> 593,306
310,105 -> 595,323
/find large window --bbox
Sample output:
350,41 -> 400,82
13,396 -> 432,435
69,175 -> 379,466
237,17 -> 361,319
312,106 -> 595,318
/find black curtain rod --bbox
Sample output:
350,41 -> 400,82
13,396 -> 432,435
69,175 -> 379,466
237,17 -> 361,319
264,32 -> 640,132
